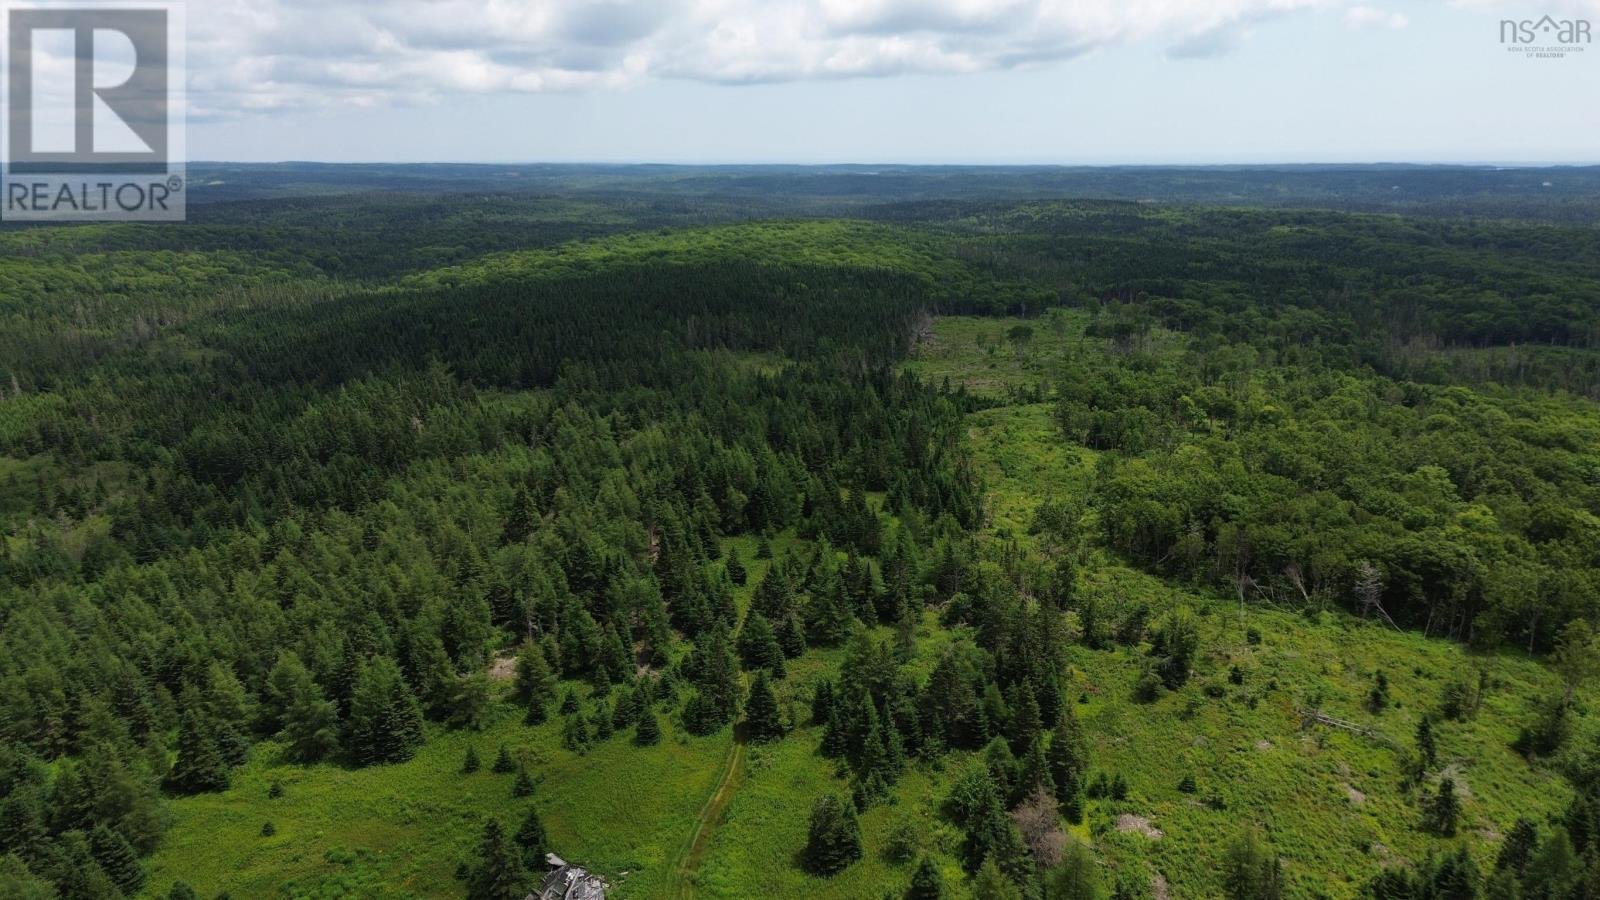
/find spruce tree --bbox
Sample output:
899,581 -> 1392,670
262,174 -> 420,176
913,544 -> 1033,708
725,547 -> 748,586
803,794 -> 863,875
1049,840 -> 1105,900
502,487 -> 538,545
511,765 -> 536,798
282,670 -> 340,763
561,712 -> 591,754
1428,777 -> 1460,837
972,856 -> 1023,900
635,709 -> 662,746
468,818 -> 528,900
1048,706 -> 1089,824
346,656 -> 425,766
513,807 -> 548,870
1223,830 -> 1284,900
463,745 -> 482,774
165,707 -> 230,794
1416,716 -> 1438,770
492,744 -> 515,774
89,824 -> 145,896
906,856 -> 946,900
738,613 -> 787,678
745,671 -> 785,743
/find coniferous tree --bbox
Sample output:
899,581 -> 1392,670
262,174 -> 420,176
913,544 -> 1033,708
745,671 -> 785,743
803,794 -> 863,876
512,765 -> 536,798
463,745 -> 481,774
0,854 -> 55,900
738,613 -> 787,678
1416,716 -> 1438,770
725,546 -> 748,586
1049,840 -> 1105,900
1048,706 -> 1090,824
1427,777 -> 1460,836
468,818 -> 528,900
513,807 -> 547,870
492,745 -> 515,774
1223,830 -> 1283,900
972,856 -> 1023,900
281,669 -> 340,763
1496,817 -> 1538,874
346,656 -> 425,766
561,712 -> 591,754
89,823 -> 145,896
635,709 -> 662,746
165,706 -> 230,794
502,487 -> 538,545
906,856 -> 946,900
1367,670 -> 1391,713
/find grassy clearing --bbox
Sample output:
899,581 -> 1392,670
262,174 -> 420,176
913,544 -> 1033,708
144,691 -> 728,899
924,314 -> 1576,898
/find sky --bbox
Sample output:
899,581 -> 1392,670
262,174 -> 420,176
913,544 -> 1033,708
170,0 -> 1600,164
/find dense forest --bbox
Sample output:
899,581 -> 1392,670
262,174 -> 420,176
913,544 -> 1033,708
3,169 -> 1600,899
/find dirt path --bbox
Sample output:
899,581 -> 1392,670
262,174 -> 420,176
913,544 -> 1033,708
669,720 -> 748,899
669,555 -> 755,900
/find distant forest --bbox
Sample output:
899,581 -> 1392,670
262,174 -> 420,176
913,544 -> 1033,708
3,168 -> 1600,899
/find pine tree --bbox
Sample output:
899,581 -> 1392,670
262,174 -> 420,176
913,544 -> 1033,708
803,794 -> 863,875
346,656 -> 425,766
468,818 -> 529,900
513,807 -> 548,870
90,824 -> 146,896
168,881 -> 199,900
635,709 -> 662,746
905,856 -> 946,900
745,671 -> 785,743
165,706 -> 230,794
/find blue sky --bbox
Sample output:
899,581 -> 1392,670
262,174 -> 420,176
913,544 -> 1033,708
182,0 -> 1599,164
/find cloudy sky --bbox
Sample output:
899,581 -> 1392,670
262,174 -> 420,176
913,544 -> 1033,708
174,0 -> 1598,163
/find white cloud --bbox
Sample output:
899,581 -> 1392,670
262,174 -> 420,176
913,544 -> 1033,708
184,0 -> 1379,117
1344,5 -> 1408,29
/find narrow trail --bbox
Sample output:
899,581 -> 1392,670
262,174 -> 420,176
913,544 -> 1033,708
669,560 -> 756,900
669,716 -> 748,900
